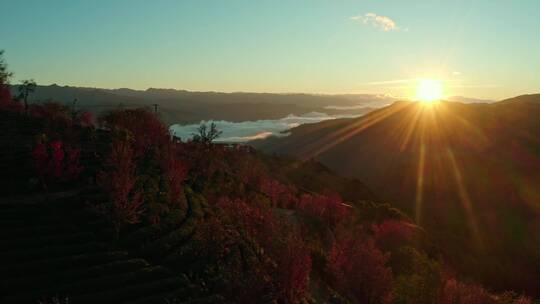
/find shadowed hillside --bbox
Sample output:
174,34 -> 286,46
253,95 -> 540,295
9,85 -> 387,125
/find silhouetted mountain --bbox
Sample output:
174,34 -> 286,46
9,85 -> 391,124
253,94 -> 540,295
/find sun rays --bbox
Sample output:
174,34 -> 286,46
296,100 -> 491,250
416,79 -> 443,103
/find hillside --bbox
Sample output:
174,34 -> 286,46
1,51 -> 536,302
253,95 -> 540,296
9,85 -> 388,125
1,93 -> 535,302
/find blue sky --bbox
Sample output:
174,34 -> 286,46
1,0 -> 539,99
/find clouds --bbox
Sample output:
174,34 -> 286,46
350,12 -> 404,32
361,78 -> 416,86
169,112 -> 364,143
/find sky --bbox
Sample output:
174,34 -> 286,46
1,0 -> 539,100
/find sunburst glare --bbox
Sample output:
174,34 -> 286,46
416,79 -> 443,103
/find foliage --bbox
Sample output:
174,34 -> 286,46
392,247 -> 441,304
28,102 -> 95,135
0,50 -> 12,84
32,138 -> 83,188
296,193 -> 349,227
439,279 -> 534,304
79,111 -> 94,127
260,177 -> 298,208
160,145 -> 188,207
31,102 -> 71,125
99,108 -> 169,156
275,232 -> 312,304
326,227 -> 394,304
439,278 -> 495,304
199,196 -> 313,303
0,50 -> 22,111
95,108 -> 189,227
372,220 -> 414,251
17,79 -> 36,112
97,139 -> 144,234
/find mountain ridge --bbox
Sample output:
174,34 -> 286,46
9,84 -> 394,124
252,94 -> 540,296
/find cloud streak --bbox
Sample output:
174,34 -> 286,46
169,112 -> 365,143
360,78 -> 417,86
350,13 -> 403,31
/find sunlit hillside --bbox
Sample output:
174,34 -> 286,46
254,97 -> 540,296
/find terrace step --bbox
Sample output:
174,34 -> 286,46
0,258 -> 149,293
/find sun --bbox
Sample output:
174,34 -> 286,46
416,79 -> 443,103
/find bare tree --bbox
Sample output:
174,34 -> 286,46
0,50 -> 13,86
192,122 -> 222,145
17,79 -> 36,113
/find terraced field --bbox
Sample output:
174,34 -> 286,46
0,111 -> 41,195
0,189 -> 220,303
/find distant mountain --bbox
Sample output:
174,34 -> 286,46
446,95 -> 495,103
9,85 -> 394,124
252,94 -> 540,295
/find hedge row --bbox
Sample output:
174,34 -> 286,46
46,265 -> 173,295
1,251 -> 129,276
4,231 -> 95,248
0,242 -> 106,263
122,208 -> 186,248
1,258 -> 149,293
141,214 -> 199,259
71,276 -> 189,304
0,223 -> 73,238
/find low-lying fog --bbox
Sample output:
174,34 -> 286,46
169,112 -> 362,143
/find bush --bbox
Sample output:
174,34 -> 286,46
439,278 -> 495,304
0,50 -> 19,110
275,232 -> 312,303
96,139 -> 144,234
143,215 -> 199,258
32,138 -> 84,188
99,108 -> 169,156
392,247 -> 441,304
326,228 -> 394,304
259,178 -> 298,208
123,209 -> 186,247
439,279 -> 533,304
372,220 -> 414,251
296,193 -> 348,227
160,145 -> 188,208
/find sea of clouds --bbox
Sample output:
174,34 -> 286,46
169,112 -> 361,143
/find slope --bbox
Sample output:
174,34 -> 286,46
253,95 -> 540,295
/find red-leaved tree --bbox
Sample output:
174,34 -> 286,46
296,193 -> 348,227
276,232 -> 312,303
260,178 -> 298,208
79,111 -> 94,127
372,220 -> 414,251
97,139 -> 144,234
213,196 -> 313,303
327,229 -> 394,304
99,108 -> 169,156
160,145 -> 188,207
32,139 -> 83,187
